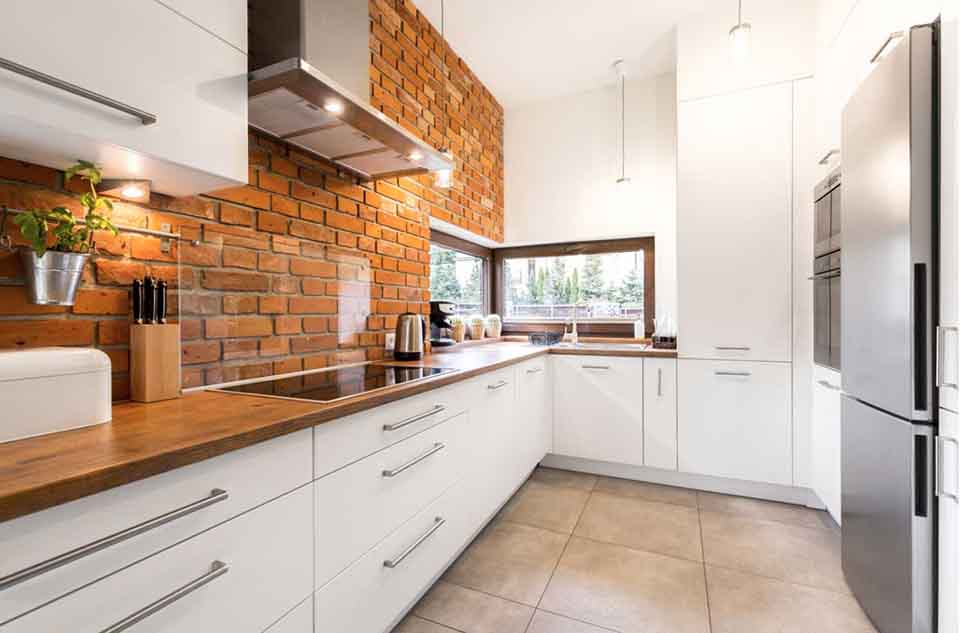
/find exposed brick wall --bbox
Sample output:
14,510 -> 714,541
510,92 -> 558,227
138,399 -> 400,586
0,0 -> 503,398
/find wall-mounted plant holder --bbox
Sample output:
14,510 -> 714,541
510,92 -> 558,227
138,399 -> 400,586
19,248 -> 88,306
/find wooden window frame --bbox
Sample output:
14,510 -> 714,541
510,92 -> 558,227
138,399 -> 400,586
429,230 -> 494,315
493,237 -> 656,338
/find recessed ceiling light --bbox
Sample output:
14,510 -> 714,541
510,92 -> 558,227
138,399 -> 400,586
100,179 -> 152,202
323,99 -> 344,114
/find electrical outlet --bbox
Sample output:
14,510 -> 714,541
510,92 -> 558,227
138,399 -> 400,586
385,332 -> 396,351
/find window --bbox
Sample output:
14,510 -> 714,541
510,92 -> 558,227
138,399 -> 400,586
429,231 -> 492,315
495,238 -> 655,337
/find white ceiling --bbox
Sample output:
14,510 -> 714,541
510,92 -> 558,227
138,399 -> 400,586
415,0 -> 725,109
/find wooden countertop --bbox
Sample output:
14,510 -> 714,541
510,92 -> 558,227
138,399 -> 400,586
0,342 -> 674,523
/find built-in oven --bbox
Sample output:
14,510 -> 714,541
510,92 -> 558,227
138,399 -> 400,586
813,168 -> 841,370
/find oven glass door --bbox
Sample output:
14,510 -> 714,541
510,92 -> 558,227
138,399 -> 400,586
815,276 -> 832,366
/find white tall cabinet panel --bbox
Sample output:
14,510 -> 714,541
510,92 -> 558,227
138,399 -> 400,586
678,359 -> 792,486
0,0 -> 248,195
677,82 -> 793,362
553,356 -> 644,466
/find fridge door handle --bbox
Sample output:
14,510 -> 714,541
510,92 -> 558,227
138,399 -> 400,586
936,436 -> 960,502
937,325 -> 960,389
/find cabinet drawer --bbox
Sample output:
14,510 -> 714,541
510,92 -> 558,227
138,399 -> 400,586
5,485 -> 313,633
314,381 -> 469,479
0,429 -> 312,624
266,596 -> 313,633
678,360 -> 792,485
315,413 -> 468,588
315,480 -> 473,633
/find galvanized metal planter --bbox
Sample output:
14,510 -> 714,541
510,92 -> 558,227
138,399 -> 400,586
19,249 -> 89,306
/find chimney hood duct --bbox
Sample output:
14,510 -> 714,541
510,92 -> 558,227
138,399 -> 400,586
248,0 -> 453,181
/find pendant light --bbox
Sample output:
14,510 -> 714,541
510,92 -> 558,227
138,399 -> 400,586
434,0 -> 454,189
729,0 -> 752,57
613,60 -> 630,186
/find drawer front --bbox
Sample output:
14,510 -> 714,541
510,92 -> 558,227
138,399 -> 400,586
0,429 -> 312,624
314,381 -> 470,479
678,359 -> 792,485
265,596 -> 313,633
5,485 -> 314,633
315,413 -> 468,587
315,480 -> 473,633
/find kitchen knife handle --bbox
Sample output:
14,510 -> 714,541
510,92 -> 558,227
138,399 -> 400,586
132,279 -> 143,324
157,281 -> 168,324
143,277 -> 155,324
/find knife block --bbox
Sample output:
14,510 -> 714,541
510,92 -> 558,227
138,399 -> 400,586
130,324 -> 181,403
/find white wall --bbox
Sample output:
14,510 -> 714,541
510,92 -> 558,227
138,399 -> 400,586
504,72 -> 678,320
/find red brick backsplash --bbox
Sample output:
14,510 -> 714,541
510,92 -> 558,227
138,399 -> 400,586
0,0 -> 503,398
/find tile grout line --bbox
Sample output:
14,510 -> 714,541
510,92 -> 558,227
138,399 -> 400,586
698,501 -> 715,633
535,607 -> 627,633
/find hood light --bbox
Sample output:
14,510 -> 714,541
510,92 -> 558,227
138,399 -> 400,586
408,151 -> 424,162
323,99 -> 344,114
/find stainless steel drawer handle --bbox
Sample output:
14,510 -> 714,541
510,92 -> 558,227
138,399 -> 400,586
0,488 -> 228,592
817,379 -> 841,391
936,436 -> 959,502
715,371 -> 752,377
807,271 -> 841,281
383,405 -> 446,432
382,443 -> 445,478
525,367 -> 544,374
714,346 -> 751,351
100,561 -> 229,633
487,380 -> 509,390
581,365 -> 611,370
0,56 -> 158,125
657,368 -> 663,397
383,517 -> 445,569
818,148 -> 840,165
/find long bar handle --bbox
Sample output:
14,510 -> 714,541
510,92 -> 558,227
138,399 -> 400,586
487,380 -> 509,390
937,325 -> 960,389
714,346 -> 751,351
0,489 -> 228,592
657,368 -> 663,397
382,443 -> 445,478
383,517 -> 445,569
715,371 -> 752,377
817,379 -> 841,391
99,561 -> 229,633
525,367 -> 543,374
936,436 -> 959,502
0,56 -> 157,125
818,148 -> 840,165
383,405 -> 446,432
807,271 -> 841,281
581,365 -> 611,370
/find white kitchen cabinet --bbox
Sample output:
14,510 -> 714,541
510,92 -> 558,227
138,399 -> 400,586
5,485 -> 313,633
553,355 -> 644,466
156,0 -> 248,53
643,358 -> 677,470
517,356 -> 552,465
0,0 -> 247,196
939,408 -> 960,633
678,359 -> 792,486
677,82 -> 793,363
265,597 -> 313,633
811,365 -> 842,522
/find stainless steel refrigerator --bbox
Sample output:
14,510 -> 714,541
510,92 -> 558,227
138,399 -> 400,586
841,24 -> 938,633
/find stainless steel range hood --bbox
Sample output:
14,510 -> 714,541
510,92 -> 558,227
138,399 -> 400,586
248,0 -> 453,181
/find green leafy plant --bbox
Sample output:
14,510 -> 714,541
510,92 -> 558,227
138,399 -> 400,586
12,160 -> 118,257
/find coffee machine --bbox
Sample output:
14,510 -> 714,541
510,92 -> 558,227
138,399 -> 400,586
430,301 -> 456,347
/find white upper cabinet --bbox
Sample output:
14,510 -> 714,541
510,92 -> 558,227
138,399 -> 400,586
552,355 -> 644,466
677,82 -> 793,362
0,0 -> 248,196
155,0 -> 248,53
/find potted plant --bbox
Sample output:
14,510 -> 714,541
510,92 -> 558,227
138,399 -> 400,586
13,160 -> 118,305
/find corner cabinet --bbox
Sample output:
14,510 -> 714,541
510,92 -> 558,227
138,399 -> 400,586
0,0 -> 248,196
552,355 -> 645,466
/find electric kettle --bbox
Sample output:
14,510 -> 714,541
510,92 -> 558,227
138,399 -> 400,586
394,313 -> 425,361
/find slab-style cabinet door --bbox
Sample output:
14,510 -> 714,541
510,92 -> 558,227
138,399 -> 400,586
811,365 -> 842,522
517,357 -> 552,464
678,359 -> 792,485
677,82 -> 793,363
0,0 -> 247,195
643,358 -> 678,470
552,355 -> 644,466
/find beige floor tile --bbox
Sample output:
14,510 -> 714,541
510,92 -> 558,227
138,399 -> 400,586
443,520 -> 568,605
500,481 -> 590,534
594,476 -> 698,507
697,491 -> 828,529
574,492 -> 703,561
706,566 -> 877,633
391,614 -> 461,633
526,610 -> 616,633
530,467 -> 598,491
539,537 -> 710,633
700,510 -> 849,593
413,581 -> 534,633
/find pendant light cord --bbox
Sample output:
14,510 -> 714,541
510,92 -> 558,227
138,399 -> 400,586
620,69 -> 626,181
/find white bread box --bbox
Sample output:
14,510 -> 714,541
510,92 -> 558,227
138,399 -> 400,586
0,347 -> 111,444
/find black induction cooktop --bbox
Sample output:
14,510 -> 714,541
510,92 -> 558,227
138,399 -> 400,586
216,364 -> 456,403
